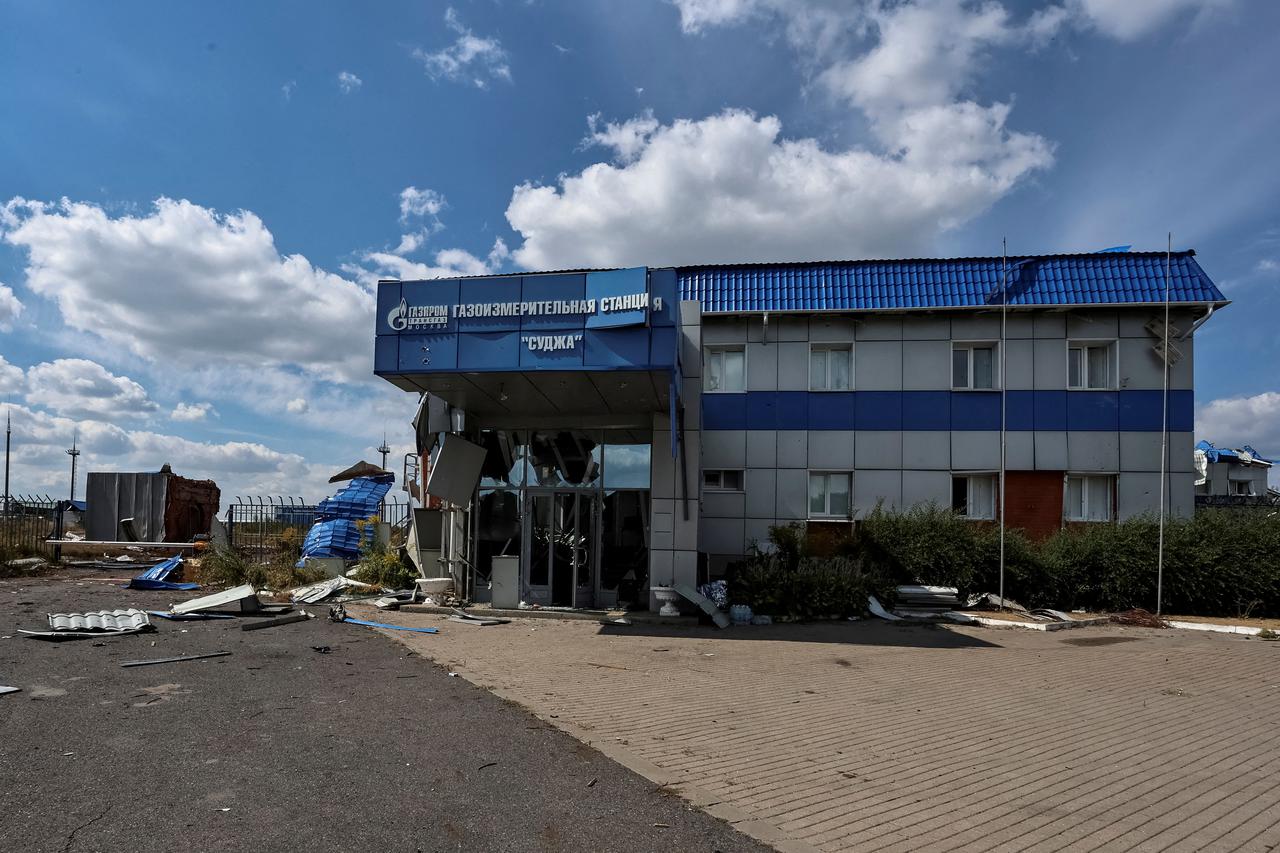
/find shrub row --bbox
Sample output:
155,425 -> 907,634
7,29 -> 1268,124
730,506 -> 1280,619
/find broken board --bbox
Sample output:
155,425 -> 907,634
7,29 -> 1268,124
674,585 -> 730,629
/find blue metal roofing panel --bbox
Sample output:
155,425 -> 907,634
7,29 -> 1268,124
675,251 -> 1226,313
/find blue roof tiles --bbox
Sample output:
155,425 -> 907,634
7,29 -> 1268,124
675,251 -> 1226,313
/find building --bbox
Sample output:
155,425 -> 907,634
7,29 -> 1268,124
1194,440 -> 1274,503
374,251 -> 1227,610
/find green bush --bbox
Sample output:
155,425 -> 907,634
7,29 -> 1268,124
349,537 -> 417,592
734,507 -> 1280,619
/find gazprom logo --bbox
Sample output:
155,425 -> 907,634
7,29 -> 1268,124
386,298 -> 449,331
387,297 -> 409,331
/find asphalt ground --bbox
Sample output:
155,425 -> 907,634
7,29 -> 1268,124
0,571 -> 771,853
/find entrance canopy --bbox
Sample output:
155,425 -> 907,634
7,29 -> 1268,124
382,369 -> 673,417
374,267 -> 681,417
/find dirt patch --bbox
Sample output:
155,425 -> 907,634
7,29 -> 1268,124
1060,636 -> 1142,647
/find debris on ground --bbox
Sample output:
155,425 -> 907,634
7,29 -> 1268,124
240,610 -> 313,631
20,608 -> 157,641
125,554 -> 200,591
895,585 -> 961,616
289,576 -> 377,604
600,617 -> 632,627
965,592 -> 1030,613
170,584 -> 261,615
450,608 -> 510,626
147,610 -> 236,621
675,584 -> 730,628
698,579 -> 728,609
341,616 -> 439,635
1,685 -> 20,696
868,595 -> 903,621
120,651 -> 232,668
1112,608 -> 1168,628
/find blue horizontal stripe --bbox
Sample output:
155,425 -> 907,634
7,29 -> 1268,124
702,390 -> 1194,431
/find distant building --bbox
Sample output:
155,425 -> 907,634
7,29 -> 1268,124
1195,440 -> 1274,503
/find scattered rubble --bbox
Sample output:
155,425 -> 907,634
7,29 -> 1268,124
1112,608 -> 1168,628
120,651 -> 232,668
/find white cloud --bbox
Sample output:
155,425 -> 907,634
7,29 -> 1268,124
583,111 -> 660,163
337,70 -> 363,94
509,1 -> 1055,269
171,401 -> 216,422
413,7 -> 512,88
2,197 -> 374,384
507,108 -> 1050,269
1070,0 -> 1230,41
398,186 -> 446,225
281,80 -> 297,100
1197,391 -> 1280,486
0,355 -> 23,395
0,281 -> 21,330
286,397 -> 308,414
1256,259 -> 1279,273
346,238 -> 510,287
0,402 -> 337,504
25,359 -> 159,421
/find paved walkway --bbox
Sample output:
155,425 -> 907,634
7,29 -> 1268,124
369,611 -> 1280,853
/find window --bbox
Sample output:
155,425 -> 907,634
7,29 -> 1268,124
1065,475 -> 1113,522
1232,480 -> 1255,497
1067,341 -> 1115,390
703,469 -> 744,491
810,344 -> 852,391
951,474 -> 997,520
808,472 -> 852,518
704,346 -> 745,393
952,343 -> 996,389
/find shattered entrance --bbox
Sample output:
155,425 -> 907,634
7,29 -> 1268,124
473,428 -> 650,609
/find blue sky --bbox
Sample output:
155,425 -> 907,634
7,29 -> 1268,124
1,0 -> 1278,501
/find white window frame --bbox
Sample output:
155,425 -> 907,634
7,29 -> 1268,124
809,342 -> 854,391
703,345 -> 746,394
703,469 -> 745,492
1066,339 -> 1118,391
1232,479 -> 1255,497
951,341 -> 1000,390
1064,474 -> 1115,522
808,471 -> 853,519
951,473 -> 997,520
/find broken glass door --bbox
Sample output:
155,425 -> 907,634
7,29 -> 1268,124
523,490 -> 597,608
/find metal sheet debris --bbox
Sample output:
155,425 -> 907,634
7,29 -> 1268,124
21,625 -> 154,640
48,609 -> 153,632
340,616 -> 439,635
448,616 -> 508,626
674,584 -> 730,628
126,555 -> 200,591
289,576 -> 376,604
170,584 -> 260,615
240,611 -> 313,631
147,610 -> 236,621
451,608 -> 510,625
1,686 -> 21,696
868,596 -> 903,621
120,651 -> 232,668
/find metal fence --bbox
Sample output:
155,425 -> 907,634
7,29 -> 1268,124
1,494 -> 59,561
225,496 -> 411,563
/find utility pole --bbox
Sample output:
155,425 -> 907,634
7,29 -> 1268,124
66,429 -> 81,504
377,432 -> 391,472
3,407 -> 10,519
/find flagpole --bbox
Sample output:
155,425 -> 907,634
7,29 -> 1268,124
999,239 -> 1008,610
1156,233 -> 1172,615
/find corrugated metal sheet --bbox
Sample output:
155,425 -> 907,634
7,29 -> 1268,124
47,609 -> 152,632
675,251 -> 1227,313
85,472 -> 168,541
